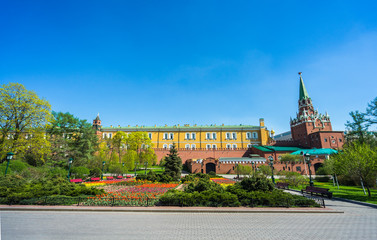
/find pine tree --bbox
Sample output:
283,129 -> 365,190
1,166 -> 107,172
164,143 -> 182,181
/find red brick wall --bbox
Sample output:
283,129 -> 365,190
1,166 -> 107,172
155,148 -> 253,163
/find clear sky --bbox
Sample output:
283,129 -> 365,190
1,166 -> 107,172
1,1 -> 377,133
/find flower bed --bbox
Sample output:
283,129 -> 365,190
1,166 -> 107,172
83,180 -> 179,206
83,178 -> 133,187
210,178 -> 236,187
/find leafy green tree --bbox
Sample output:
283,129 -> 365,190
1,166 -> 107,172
280,154 -> 301,172
112,131 -> 127,163
236,165 -> 252,177
47,112 -> 98,166
345,111 -> 371,144
164,143 -> 182,181
329,142 -> 377,197
0,83 -> 52,159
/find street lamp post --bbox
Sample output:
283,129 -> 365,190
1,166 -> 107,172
122,163 -> 125,177
101,161 -> 106,180
134,162 -> 139,177
251,161 -> 255,176
268,156 -> 275,184
4,152 -> 14,176
305,153 -> 314,186
67,157 -> 73,181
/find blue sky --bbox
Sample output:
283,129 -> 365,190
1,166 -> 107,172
1,1 -> 377,133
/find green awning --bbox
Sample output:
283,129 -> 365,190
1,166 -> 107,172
291,148 -> 338,156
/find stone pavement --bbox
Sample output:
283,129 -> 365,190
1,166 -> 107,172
1,197 -> 376,240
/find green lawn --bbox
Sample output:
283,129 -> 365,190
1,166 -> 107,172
291,181 -> 377,205
126,167 -> 164,175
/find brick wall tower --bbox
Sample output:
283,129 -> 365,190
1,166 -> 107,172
92,113 -> 102,137
290,73 -> 332,147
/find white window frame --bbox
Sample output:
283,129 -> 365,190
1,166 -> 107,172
252,132 -> 258,139
206,133 -> 211,140
246,132 -> 251,139
191,144 -> 196,149
109,133 -> 112,139
232,132 -> 237,140
206,144 -> 211,150
148,133 -> 152,139
212,144 -> 217,149
163,144 -> 168,149
169,144 -> 173,149
192,133 -> 196,140
103,133 -> 107,138
247,144 -> 252,148
170,133 -> 174,140
226,144 -> 231,149
212,133 -> 217,139
226,132 -> 231,140
185,144 -> 190,149
164,133 -> 168,139
232,144 -> 237,149
186,133 -> 190,140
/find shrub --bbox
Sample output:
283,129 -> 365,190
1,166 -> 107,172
280,171 -> 308,187
89,167 -> 102,177
71,166 -> 90,179
185,178 -> 223,193
239,176 -> 274,192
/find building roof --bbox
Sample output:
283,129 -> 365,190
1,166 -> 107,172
101,124 -> 259,131
299,73 -> 310,100
253,145 -> 303,152
291,148 -> 338,155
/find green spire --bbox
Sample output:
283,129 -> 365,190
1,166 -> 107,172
298,72 -> 309,100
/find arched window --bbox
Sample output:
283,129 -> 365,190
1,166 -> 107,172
192,133 -> 196,140
212,144 -> 217,149
232,144 -> 237,149
163,144 -> 168,149
206,133 -> 211,139
226,133 -> 231,139
252,132 -> 258,139
185,144 -> 190,149
212,133 -> 217,139
246,132 -> 251,139
169,144 -> 173,149
191,144 -> 196,149
206,144 -> 211,149
186,133 -> 190,139
226,144 -> 231,149
247,144 -> 252,148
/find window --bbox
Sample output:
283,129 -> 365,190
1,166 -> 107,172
232,144 -> 237,149
232,132 -> 237,140
206,144 -> 211,149
192,133 -> 196,140
212,144 -> 217,149
296,166 -> 301,172
186,133 -> 190,139
226,144 -> 231,149
332,140 -> 336,144
324,138 -> 328,142
164,133 -> 168,139
170,133 -> 174,140
185,144 -> 190,149
148,133 -> 152,139
103,133 -> 107,138
252,132 -> 258,139
163,144 -> 168,149
191,144 -> 196,149
247,144 -> 252,148
169,144 -> 173,149
109,133 -> 112,139
206,133 -> 211,139
212,133 -> 217,139
226,133 -> 231,139
339,138 -> 342,142
246,132 -> 251,139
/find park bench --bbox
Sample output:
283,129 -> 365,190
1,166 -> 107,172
70,179 -> 83,184
106,176 -> 114,180
301,186 -> 333,199
276,182 -> 289,189
91,177 -> 100,181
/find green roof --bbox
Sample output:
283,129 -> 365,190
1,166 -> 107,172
291,148 -> 338,155
253,146 -> 303,152
299,74 -> 310,100
102,124 -> 259,130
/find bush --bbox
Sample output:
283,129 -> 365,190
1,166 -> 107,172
280,171 -> 308,187
239,176 -> 275,192
185,178 -> 223,193
71,166 -> 90,179
136,172 -> 174,183
89,167 -> 102,177
315,176 -> 331,182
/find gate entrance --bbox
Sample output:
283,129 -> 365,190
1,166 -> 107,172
205,163 -> 216,174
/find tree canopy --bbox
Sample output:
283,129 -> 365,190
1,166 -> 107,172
163,143 -> 182,181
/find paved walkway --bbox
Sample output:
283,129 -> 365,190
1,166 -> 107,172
1,196 -> 376,240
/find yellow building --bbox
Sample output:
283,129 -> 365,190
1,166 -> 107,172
94,117 -> 271,149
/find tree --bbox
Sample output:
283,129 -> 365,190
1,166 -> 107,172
0,83 -> 52,159
345,111 -> 371,144
47,111 -> 98,166
366,97 -> 377,125
329,142 -> 377,197
164,143 -> 182,181
112,131 -> 127,163
280,154 -> 301,172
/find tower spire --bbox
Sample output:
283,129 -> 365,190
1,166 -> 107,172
298,72 -> 309,100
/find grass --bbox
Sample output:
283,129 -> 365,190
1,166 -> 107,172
291,181 -> 377,205
126,167 -> 164,175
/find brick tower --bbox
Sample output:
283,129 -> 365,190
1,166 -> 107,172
290,73 -> 333,148
92,113 -> 102,137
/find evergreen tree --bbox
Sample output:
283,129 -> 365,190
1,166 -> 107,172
164,143 -> 182,181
